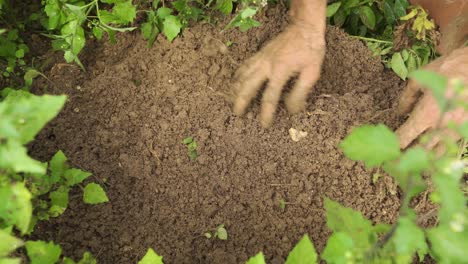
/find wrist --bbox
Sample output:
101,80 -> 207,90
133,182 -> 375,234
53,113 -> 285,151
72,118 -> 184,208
289,0 -> 327,25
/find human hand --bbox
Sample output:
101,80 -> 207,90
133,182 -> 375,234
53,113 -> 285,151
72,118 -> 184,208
396,47 -> 468,149
233,1 -> 326,127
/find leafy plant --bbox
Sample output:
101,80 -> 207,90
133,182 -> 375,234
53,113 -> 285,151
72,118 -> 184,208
183,136 -> 198,160
43,0 -> 137,67
141,3 -> 184,45
204,224 -> 228,240
225,6 -> 261,32
327,0 -> 438,79
0,29 -> 29,78
327,0 -> 409,37
0,90 -> 108,262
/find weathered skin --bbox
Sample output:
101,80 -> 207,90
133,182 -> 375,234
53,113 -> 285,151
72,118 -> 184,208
233,0 -> 468,148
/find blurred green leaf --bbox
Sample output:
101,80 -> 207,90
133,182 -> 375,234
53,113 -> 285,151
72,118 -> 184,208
0,229 -> 23,257
340,124 -> 401,168
64,168 -> 92,186
25,240 -> 62,264
327,2 -> 342,18
83,183 -> 109,204
163,15 -> 182,41
285,234 -> 317,264
391,52 -> 408,80
138,248 -> 163,264
245,252 -> 265,264
49,150 -> 68,184
359,6 -> 376,30
322,232 -> 354,264
325,198 -> 374,249
0,183 -> 32,234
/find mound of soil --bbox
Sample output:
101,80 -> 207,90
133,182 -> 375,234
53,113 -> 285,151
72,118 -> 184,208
31,6 -> 409,264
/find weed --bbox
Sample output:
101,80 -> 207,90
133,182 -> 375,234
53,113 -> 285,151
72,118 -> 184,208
183,136 -> 198,160
279,198 -> 286,210
0,90 -> 108,262
204,224 -> 228,240
0,29 -> 28,78
42,0 -> 136,68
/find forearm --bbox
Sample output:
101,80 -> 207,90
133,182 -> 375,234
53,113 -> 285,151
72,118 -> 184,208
289,0 -> 327,35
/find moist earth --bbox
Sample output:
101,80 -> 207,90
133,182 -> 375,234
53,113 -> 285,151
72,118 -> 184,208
30,5 -> 413,264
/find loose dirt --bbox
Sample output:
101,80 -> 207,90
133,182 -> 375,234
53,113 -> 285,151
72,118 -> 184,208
31,5 -> 411,264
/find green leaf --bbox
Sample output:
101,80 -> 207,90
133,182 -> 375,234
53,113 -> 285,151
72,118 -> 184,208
432,170 -> 465,224
397,147 -> 429,175
0,141 -> 46,174
25,241 -> 62,264
324,198 -> 374,249
383,1 -> 396,25
183,137 -> 193,144
322,232 -> 354,264
239,18 -> 261,32
391,52 -> 408,80
245,252 -> 265,264
216,0 -> 233,15
0,258 -> 21,264
61,21 -> 85,58
216,225 -> 228,240
63,257 -> 76,264
112,0 -> 136,24
152,0 -> 160,8
92,27 -> 103,41
394,0 -> 408,18
409,70 -> 448,110
384,146 -> 428,197
0,92 -> 66,144
0,183 -> 32,234
163,15 -> 182,42
141,21 -> 159,47
326,2 -> 342,18
64,168 -> 92,186
428,225 -> 467,263
138,248 -> 163,264
78,252 -> 96,264
240,7 -> 257,18
83,183 -> 109,204
0,229 -> 23,257
48,186 -> 69,217
49,150 -> 68,184
24,69 -> 42,87
333,8 -> 347,28
406,53 -> 417,73
359,6 -> 376,30
157,7 -> 173,20
15,49 -> 25,58
340,124 -> 401,168
285,235 -> 317,264
342,0 -> 360,10
392,217 -> 428,259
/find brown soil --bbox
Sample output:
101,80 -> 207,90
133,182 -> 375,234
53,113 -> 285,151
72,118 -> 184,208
30,6 -> 411,264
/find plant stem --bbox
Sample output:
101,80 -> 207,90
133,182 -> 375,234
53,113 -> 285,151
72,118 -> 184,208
351,35 -> 393,44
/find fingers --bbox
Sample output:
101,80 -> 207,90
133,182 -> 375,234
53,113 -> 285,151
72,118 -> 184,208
398,80 -> 423,117
396,94 -> 439,149
233,59 -> 267,116
260,67 -> 292,127
285,64 -> 321,114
